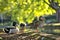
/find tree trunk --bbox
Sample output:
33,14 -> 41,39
56,9 -> 60,22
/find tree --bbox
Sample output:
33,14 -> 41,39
44,0 -> 60,22
0,0 -> 60,23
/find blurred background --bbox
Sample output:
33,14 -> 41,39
0,0 -> 60,40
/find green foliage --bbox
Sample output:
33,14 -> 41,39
0,0 -> 60,23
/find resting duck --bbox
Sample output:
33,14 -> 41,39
4,26 -> 19,34
4,22 -> 19,34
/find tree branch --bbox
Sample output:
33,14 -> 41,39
44,0 -> 59,10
